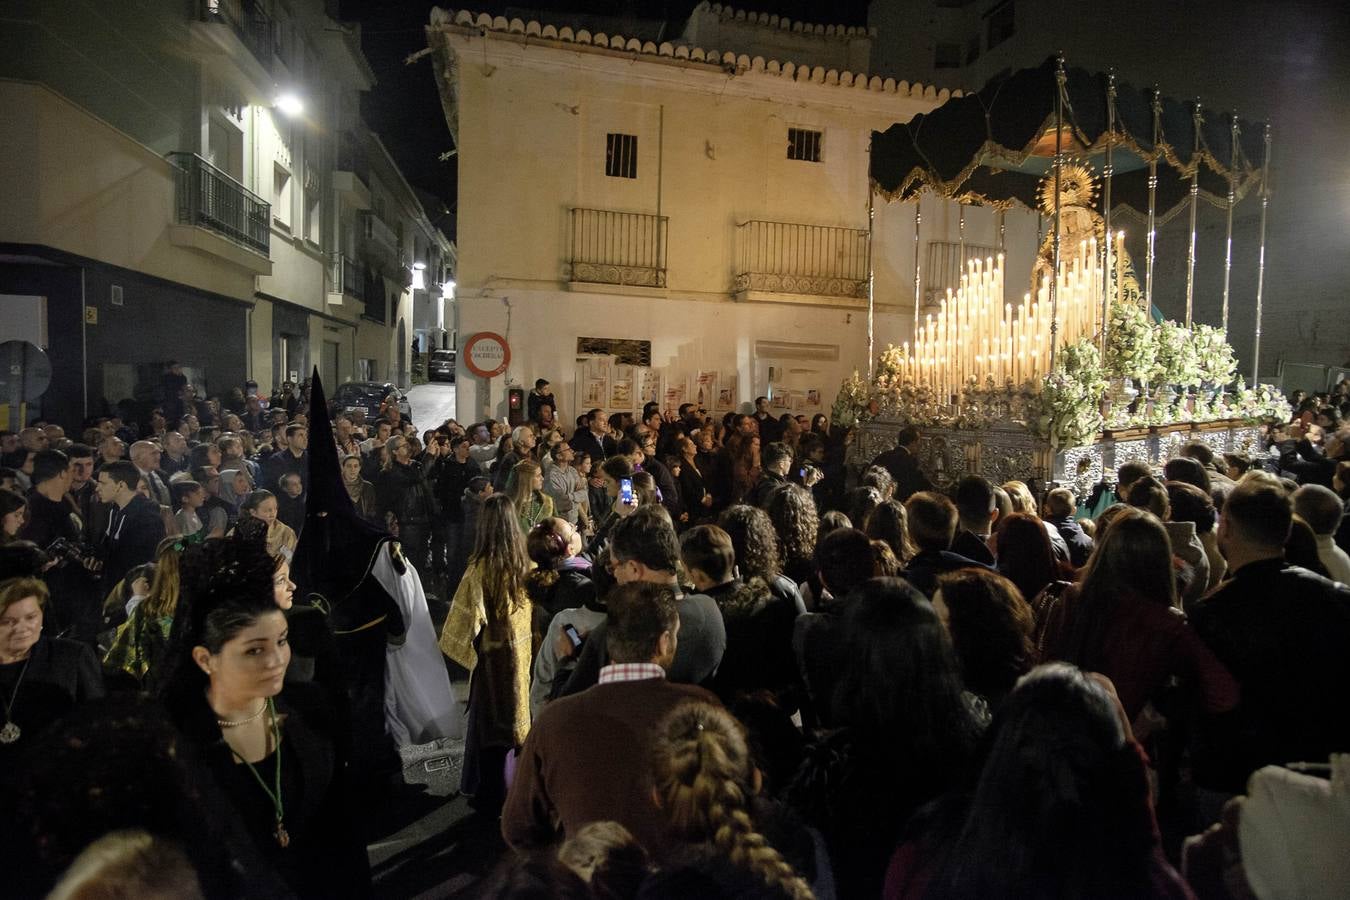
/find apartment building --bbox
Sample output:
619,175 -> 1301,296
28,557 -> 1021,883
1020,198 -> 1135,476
0,0 -> 453,427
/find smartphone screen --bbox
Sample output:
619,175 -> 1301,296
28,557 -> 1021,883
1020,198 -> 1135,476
799,468 -> 807,478
563,624 -> 583,648
619,477 -> 634,506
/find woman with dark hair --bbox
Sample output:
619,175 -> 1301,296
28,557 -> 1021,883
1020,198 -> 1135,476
789,577 -> 983,899
1037,508 -> 1239,722
438,494 -> 532,814
865,498 -> 917,565
996,512 -> 1063,606
159,538 -> 369,899
722,432 -> 761,506
674,434 -> 714,525
586,455 -> 636,556
1,487 -> 26,543
717,505 -> 804,614
1166,481 -> 1225,592
765,483 -> 819,591
845,485 -> 884,533
886,664 -> 1191,900
935,568 -> 1037,709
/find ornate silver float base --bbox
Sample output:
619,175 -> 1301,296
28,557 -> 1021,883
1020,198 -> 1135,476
855,419 -> 1262,498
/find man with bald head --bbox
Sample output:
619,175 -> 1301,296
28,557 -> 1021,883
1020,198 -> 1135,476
129,440 -> 170,506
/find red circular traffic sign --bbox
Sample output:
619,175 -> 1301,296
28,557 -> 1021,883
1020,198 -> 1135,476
463,332 -> 510,378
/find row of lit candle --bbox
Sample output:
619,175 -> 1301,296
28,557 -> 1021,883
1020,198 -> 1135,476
894,233 -> 1124,402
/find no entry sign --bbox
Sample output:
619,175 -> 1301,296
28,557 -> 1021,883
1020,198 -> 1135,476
463,332 -> 510,378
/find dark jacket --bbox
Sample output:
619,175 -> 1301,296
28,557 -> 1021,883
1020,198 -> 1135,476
950,529 -> 996,566
1046,514 -> 1095,568
1190,558 -> 1350,792
901,549 -> 991,598
428,456 -> 481,523
745,470 -> 788,510
99,494 -> 166,600
704,579 -> 800,703
527,390 -> 558,423
263,448 -> 309,495
871,445 -> 933,502
0,635 -> 103,763
375,460 -> 438,527
569,429 -> 611,464
642,457 -> 683,521
559,589 -> 727,696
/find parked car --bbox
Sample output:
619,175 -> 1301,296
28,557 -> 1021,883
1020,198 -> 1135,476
428,349 -> 456,382
331,381 -> 414,424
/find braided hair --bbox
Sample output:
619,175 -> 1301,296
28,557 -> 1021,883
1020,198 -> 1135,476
652,702 -> 814,900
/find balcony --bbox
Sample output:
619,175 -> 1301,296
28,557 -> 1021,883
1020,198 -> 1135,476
333,131 -> 372,209
330,253 -> 364,298
734,220 -> 869,302
198,0 -> 274,73
568,208 -> 668,288
168,152 -> 269,256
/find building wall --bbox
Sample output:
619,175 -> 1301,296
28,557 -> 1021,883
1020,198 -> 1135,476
680,2 -> 874,73
0,81 -> 260,304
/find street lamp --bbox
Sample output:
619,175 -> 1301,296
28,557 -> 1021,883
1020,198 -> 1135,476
275,92 -> 304,118
441,279 -> 456,299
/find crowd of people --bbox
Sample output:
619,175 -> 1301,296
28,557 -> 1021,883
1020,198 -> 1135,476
1,370 -> 1349,899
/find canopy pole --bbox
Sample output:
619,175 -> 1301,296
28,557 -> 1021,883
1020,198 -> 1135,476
1145,88 -> 1160,312
1222,113 -> 1239,334
1101,70 -> 1116,353
913,196 -> 922,341
1050,54 -> 1065,373
958,203 -> 966,263
1185,100 -> 1203,326
998,209 -> 1006,253
867,180 -> 876,380
1253,122 -> 1272,384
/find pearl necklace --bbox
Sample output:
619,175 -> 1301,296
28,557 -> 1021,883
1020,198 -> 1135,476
217,700 -> 268,728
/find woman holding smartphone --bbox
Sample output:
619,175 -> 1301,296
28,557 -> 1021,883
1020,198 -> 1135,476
585,456 -> 636,557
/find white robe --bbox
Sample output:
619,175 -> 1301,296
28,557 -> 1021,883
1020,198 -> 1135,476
373,548 -> 463,745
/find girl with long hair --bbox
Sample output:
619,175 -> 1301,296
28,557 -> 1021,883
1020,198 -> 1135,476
864,499 -> 917,564
1,487 -> 26,543
766,483 -> 819,591
995,512 -> 1063,608
1038,508 -> 1238,722
652,701 -> 814,900
438,494 -> 532,813
507,459 -> 554,533
104,537 -> 186,691
889,664 -> 1190,900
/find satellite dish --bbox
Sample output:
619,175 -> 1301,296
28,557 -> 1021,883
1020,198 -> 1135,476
0,340 -> 52,402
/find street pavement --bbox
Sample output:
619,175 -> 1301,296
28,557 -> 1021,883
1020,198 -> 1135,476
407,381 -> 458,429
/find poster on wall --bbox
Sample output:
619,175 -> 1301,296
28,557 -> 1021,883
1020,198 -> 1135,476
693,371 -> 718,414
610,364 -> 633,410
714,373 -> 739,413
663,376 -> 689,414
639,368 -> 661,407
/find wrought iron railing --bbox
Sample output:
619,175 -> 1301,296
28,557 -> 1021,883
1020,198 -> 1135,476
735,220 -> 869,298
168,152 -> 270,255
199,0 -> 274,72
330,253 -> 364,298
924,240 -> 999,305
569,208 -> 668,288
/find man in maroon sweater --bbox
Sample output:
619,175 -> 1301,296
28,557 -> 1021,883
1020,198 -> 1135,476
501,581 -> 719,851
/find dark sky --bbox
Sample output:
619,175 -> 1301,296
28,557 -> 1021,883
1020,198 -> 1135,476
340,1 -> 870,220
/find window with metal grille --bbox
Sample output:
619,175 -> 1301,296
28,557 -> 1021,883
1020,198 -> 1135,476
605,133 -> 638,179
786,128 -> 822,162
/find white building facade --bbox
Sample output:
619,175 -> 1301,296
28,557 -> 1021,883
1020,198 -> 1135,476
427,2 -> 1044,426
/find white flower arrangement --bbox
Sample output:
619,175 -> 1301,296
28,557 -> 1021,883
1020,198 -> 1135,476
1105,301 -> 1158,382
1151,320 -> 1203,388
1028,339 -> 1107,448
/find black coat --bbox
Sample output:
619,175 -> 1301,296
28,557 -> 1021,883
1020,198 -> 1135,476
99,495 -> 166,600
0,636 -> 103,763
375,461 -> 438,527
1190,558 -> 1350,793
428,456 -> 481,522
900,549 -> 992,598
871,445 -> 934,502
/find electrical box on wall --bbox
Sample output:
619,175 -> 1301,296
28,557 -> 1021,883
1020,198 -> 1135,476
110,285 -> 124,306
507,386 -> 525,425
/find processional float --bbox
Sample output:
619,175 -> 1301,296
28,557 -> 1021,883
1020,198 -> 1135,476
845,56 -> 1288,495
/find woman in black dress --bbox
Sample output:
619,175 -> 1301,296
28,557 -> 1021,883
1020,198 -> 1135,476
161,539 -> 369,899
0,576 -> 103,762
